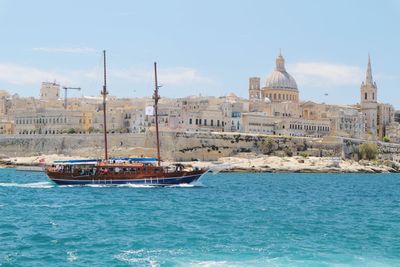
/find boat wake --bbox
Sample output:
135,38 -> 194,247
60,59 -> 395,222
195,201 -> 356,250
0,181 -> 54,189
0,181 -> 204,189
59,182 -> 204,188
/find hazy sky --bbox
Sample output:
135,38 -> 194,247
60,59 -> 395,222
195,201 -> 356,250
1,0 -> 400,108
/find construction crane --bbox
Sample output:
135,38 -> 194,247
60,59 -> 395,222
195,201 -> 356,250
62,86 -> 81,109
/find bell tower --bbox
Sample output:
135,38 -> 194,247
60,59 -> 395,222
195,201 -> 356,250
248,77 -> 261,101
360,54 -> 378,136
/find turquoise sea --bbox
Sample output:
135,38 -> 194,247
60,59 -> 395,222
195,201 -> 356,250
0,169 -> 400,266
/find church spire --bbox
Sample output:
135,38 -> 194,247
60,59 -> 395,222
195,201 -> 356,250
365,53 -> 373,85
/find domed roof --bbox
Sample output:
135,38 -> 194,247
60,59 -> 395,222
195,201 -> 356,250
265,53 -> 298,91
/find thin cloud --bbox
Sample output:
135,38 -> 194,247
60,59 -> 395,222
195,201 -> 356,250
0,63 -> 72,85
111,67 -> 213,86
32,47 -> 97,54
288,62 -> 364,87
0,63 -> 212,93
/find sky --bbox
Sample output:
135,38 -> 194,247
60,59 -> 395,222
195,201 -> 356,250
0,0 -> 400,108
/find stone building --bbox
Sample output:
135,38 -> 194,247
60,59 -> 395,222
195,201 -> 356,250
40,82 -> 60,101
248,52 -> 299,113
0,120 -> 14,134
248,77 -> 261,102
123,108 -> 146,133
14,109 -> 87,134
262,52 -> 299,103
241,113 -> 276,135
92,107 -> 125,133
0,90 -> 11,116
360,55 -> 378,137
177,95 -> 248,133
301,102 -> 365,139
386,122 -> 400,143
377,103 -> 395,139
244,53 -> 399,140
395,110 -> 400,123
241,112 -> 330,137
178,96 -> 225,132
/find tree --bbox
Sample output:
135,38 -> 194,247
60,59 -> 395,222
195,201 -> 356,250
358,143 -> 378,160
67,128 -> 76,134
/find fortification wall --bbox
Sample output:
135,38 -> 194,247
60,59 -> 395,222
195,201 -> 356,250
342,138 -> 400,161
153,132 -> 343,161
0,134 -> 147,158
1,132 -> 399,162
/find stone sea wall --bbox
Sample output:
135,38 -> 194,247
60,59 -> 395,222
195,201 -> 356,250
1,132 -> 400,161
0,133 -> 147,158
152,132 -> 343,161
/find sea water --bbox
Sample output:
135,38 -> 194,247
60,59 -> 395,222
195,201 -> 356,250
0,168 -> 399,266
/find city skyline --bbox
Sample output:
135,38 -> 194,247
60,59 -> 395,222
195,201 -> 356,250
1,0 -> 400,108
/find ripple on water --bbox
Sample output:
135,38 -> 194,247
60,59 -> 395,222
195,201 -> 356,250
1,171 -> 400,266
67,251 -> 78,262
114,249 -> 161,267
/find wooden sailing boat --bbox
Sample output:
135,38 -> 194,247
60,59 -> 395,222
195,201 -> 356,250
45,54 -> 207,185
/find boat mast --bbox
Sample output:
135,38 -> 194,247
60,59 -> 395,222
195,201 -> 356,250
153,62 -> 161,166
102,50 -> 109,160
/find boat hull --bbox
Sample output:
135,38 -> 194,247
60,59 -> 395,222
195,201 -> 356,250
47,172 -> 204,186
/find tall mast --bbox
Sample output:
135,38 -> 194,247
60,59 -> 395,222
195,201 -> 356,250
153,62 -> 161,166
102,50 -> 109,160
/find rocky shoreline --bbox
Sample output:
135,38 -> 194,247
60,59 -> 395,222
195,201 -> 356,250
187,154 -> 400,173
1,153 -> 399,173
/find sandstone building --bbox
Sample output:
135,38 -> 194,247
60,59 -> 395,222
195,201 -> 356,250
0,52 -> 398,144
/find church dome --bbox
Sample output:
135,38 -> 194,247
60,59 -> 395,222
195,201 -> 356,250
265,53 -> 298,91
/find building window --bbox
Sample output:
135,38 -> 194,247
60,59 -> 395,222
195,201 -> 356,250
365,92 -> 367,100
189,118 -> 192,125
373,92 -> 375,100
